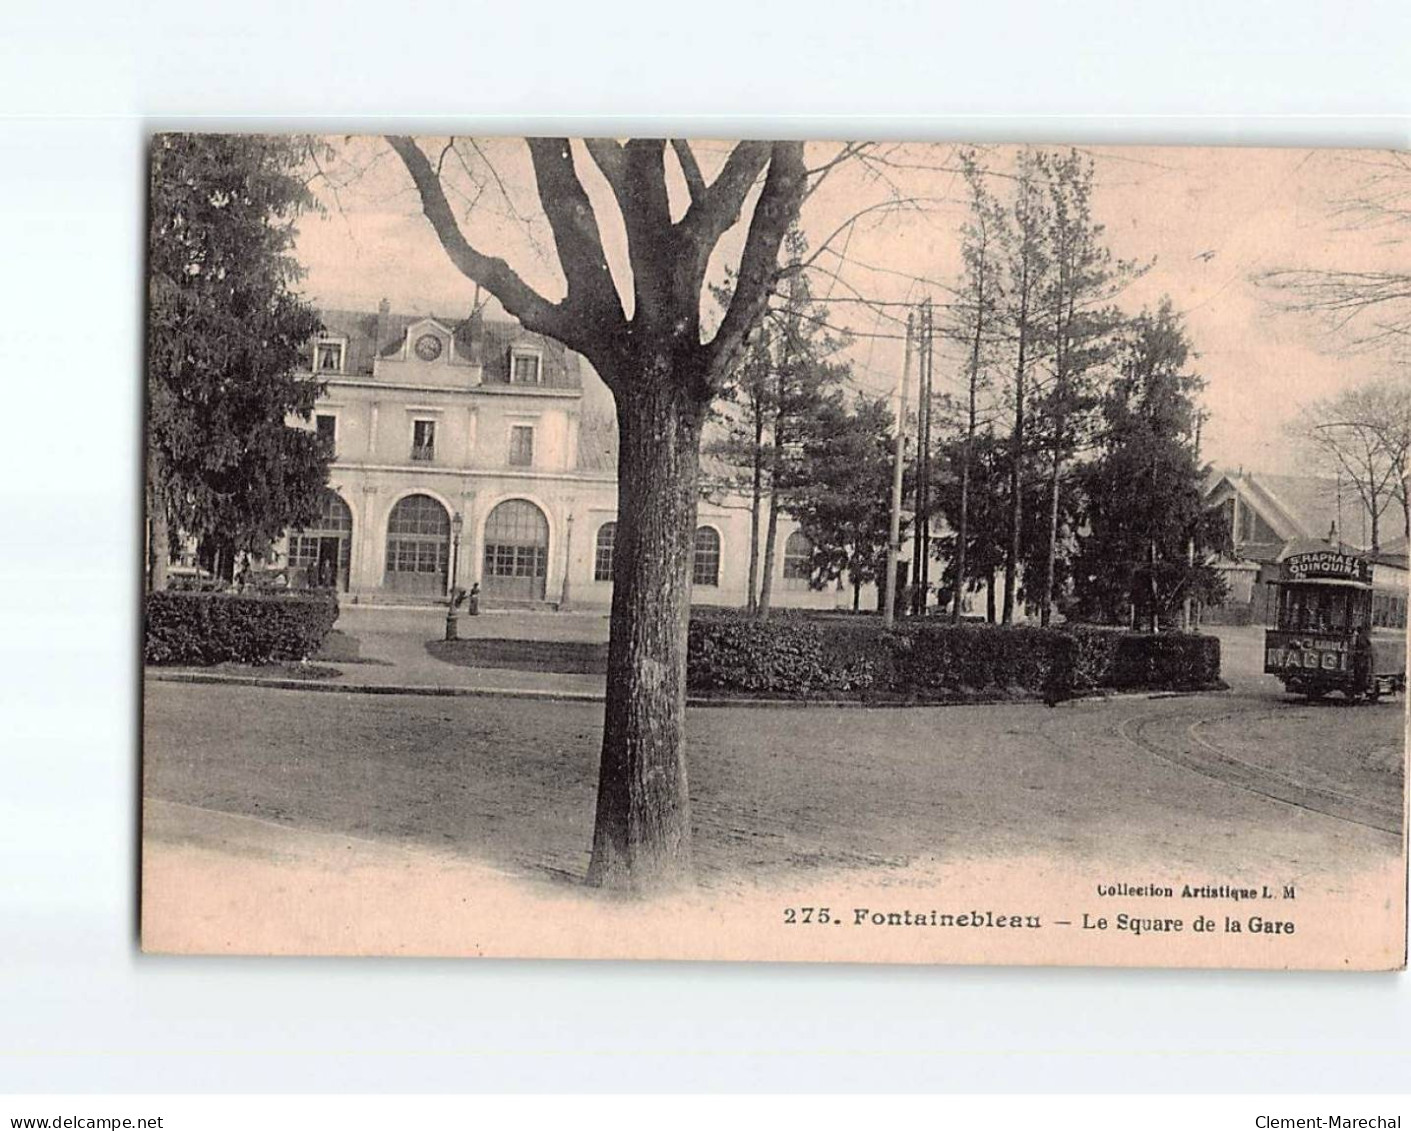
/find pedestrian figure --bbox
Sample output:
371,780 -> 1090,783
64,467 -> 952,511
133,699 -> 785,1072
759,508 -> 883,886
1353,623 -> 1374,698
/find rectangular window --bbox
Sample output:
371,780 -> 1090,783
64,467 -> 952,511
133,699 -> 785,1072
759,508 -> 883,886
315,414 -> 336,452
411,419 -> 436,462
509,425 -> 534,467
315,341 -> 344,373
511,352 -> 542,385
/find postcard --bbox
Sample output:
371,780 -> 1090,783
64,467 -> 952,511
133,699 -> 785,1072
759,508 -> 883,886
141,136 -> 1408,968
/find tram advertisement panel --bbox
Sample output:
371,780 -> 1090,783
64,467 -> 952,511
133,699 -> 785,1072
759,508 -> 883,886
1281,550 -> 1373,584
1265,632 -> 1350,675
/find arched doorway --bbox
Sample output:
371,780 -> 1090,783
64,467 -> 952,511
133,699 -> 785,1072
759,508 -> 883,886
483,499 -> 549,602
288,489 -> 353,591
384,493 -> 451,596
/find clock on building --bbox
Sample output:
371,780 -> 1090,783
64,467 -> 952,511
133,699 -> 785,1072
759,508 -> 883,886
414,333 -> 443,361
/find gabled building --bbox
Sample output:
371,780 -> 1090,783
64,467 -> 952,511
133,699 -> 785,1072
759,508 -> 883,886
280,302 -> 859,610
1203,470 -> 1409,618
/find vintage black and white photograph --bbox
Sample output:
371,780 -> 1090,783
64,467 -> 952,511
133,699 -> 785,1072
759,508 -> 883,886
140,136 -> 1408,968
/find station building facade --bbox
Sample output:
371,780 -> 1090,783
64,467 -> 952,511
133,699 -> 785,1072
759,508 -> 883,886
282,303 -> 858,611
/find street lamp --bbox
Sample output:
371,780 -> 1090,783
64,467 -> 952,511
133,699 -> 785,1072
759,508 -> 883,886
445,511 -> 464,642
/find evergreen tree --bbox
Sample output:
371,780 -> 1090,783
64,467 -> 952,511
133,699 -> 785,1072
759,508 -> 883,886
1032,149 -> 1136,623
934,428 -> 1010,621
997,149 -> 1053,623
147,134 -> 328,586
709,233 -> 851,618
701,323 -> 774,611
787,393 -> 897,610
1072,301 -> 1225,628
944,151 -> 1007,622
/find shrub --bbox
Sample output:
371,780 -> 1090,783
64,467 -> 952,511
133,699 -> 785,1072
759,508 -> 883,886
687,616 -> 858,695
686,612 -> 1220,701
1061,624 -> 1221,691
888,623 -> 1075,698
688,615 -> 1077,701
145,590 -> 339,666
1109,631 -> 1221,690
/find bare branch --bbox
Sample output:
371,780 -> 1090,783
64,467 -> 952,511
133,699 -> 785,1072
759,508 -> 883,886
707,142 -> 809,386
385,135 -> 564,337
583,138 -> 627,195
523,138 -> 626,329
670,139 -> 707,203
678,140 -> 773,254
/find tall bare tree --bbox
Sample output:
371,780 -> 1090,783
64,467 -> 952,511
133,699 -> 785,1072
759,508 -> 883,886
1258,150 -> 1411,351
1292,378 -> 1411,552
1034,150 -> 1133,625
998,149 -> 1052,623
945,154 -> 1004,621
702,323 -> 774,613
387,137 -> 807,892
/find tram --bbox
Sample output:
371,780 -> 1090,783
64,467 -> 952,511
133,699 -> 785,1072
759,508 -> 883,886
1263,546 -> 1407,702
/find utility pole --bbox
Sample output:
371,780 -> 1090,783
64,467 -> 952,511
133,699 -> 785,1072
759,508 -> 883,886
920,300 -> 935,613
910,300 -> 934,615
883,313 -> 914,627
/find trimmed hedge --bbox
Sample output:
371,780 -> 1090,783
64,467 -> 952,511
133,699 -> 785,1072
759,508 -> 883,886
145,590 -> 340,666
687,613 -> 1221,702
1063,624 -> 1222,692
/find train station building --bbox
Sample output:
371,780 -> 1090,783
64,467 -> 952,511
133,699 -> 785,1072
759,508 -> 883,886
279,303 -> 861,611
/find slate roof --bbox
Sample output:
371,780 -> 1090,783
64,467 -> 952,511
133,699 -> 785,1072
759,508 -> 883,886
311,307 -> 583,389
1208,469 -> 1400,553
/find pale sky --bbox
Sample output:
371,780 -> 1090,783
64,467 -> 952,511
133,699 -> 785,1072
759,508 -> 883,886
293,139 -> 1407,476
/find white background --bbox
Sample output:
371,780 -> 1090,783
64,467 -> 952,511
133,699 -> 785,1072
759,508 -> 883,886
1,0 -> 1408,1095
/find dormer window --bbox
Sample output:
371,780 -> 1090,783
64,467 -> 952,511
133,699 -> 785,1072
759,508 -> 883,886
510,348 -> 542,385
314,338 -> 345,374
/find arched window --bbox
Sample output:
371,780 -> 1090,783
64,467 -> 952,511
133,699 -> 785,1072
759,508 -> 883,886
782,530 -> 813,588
289,490 -> 353,590
594,522 -> 616,582
693,526 -> 721,587
483,499 -> 550,601
384,494 -> 450,595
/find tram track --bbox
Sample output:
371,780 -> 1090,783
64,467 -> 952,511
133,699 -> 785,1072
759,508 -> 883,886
1115,700 -> 1403,836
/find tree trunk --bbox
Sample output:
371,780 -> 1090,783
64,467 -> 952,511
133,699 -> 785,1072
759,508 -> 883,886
587,380 -> 704,894
1041,435 -> 1062,627
986,569 -> 996,622
852,579 -> 861,612
1148,539 -> 1160,633
951,367 -> 976,626
757,372 -> 786,619
146,475 -> 170,593
951,452 -> 971,624
915,309 -> 933,615
1004,280 -> 1029,626
759,476 -> 781,618
746,401 -> 764,613
1003,382 -> 1024,625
